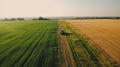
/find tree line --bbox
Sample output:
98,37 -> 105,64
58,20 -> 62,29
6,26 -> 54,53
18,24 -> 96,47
3,18 -> 24,21
33,17 -> 49,20
73,17 -> 120,19
1,17 -> 49,21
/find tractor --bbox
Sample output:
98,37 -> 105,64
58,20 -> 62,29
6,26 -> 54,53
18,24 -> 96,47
60,29 -> 65,35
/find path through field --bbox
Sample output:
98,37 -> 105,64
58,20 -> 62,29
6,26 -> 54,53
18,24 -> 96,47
58,21 -> 75,67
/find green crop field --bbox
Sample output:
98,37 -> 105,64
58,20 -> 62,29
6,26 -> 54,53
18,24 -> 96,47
0,20 -> 58,67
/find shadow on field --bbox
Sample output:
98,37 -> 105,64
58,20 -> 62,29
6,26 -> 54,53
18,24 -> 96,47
63,32 -> 73,36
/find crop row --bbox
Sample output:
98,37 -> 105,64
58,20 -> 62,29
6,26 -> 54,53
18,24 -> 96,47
0,20 -> 58,67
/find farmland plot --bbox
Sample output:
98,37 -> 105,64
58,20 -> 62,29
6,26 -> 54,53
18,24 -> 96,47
0,20 -> 58,67
66,19 -> 120,65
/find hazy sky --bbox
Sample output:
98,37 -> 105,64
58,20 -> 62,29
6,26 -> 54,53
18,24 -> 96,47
0,0 -> 120,17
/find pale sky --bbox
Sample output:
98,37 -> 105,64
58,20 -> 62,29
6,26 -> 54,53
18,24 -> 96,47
0,0 -> 120,17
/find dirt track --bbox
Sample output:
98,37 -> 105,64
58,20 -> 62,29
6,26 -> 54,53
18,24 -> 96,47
58,21 -> 75,67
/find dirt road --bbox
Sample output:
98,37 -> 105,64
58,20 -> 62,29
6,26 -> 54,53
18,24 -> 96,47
58,21 -> 75,67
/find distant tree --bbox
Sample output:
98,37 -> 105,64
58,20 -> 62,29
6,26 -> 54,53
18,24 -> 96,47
33,18 -> 35,20
17,18 -> 24,20
38,17 -> 50,20
38,17 -> 43,20
4,18 -> 8,21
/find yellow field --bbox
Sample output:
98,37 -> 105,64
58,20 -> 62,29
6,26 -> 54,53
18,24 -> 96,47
66,19 -> 120,64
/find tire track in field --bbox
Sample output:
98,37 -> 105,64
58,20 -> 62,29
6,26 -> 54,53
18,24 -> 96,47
0,33 -> 17,42
58,21 -> 75,67
67,39 -> 82,67
14,29 -> 47,67
0,32 -> 10,38
0,31 -> 29,54
23,30 -> 49,67
35,30 -> 51,67
10,31 -> 41,67
0,31 -> 34,67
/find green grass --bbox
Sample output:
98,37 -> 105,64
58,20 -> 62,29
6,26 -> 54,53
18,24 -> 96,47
0,20 -> 58,67
60,20 -> 119,67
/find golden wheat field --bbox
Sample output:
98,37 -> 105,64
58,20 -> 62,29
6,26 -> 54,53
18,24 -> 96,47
66,19 -> 120,64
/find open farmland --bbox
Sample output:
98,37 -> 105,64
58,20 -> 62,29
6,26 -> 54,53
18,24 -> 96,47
0,19 -> 120,67
0,20 -> 58,67
66,19 -> 120,65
